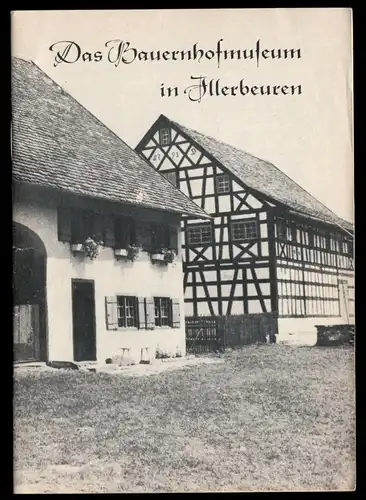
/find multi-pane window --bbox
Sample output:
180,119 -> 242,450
71,210 -> 95,244
187,224 -> 212,245
159,128 -> 171,146
117,296 -> 138,328
154,297 -> 171,327
114,216 -> 136,248
162,171 -> 178,186
216,174 -> 230,193
231,220 -> 258,241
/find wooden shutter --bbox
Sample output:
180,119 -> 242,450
93,214 -> 104,243
57,206 -> 72,242
145,298 -> 155,330
169,226 -> 178,252
164,225 -> 171,248
171,298 -> 181,328
151,223 -> 158,249
105,296 -> 118,330
137,297 -> 146,329
103,215 -> 116,248
129,218 -> 137,245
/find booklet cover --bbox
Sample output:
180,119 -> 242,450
12,8 -> 355,494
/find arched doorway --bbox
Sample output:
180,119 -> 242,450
13,222 -> 47,362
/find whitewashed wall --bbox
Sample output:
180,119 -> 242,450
14,193 -> 186,364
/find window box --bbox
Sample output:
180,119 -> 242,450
114,248 -> 129,258
71,243 -> 85,253
151,252 -> 166,262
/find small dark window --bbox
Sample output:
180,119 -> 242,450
151,224 -> 170,250
154,297 -> 172,327
308,230 -> 314,247
291,223 -> 297,242
231,220 -> 258,241
117,296 -> 138,328
161,171 -> 178,186
216,174 -> 230,194
114,216 -> 136,248
71,210 -> 95,244
159,128 -> 171,146
277,219 -> 287,240
187,224 -> 212,245
344,238 -> 353,257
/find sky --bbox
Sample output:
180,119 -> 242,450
11,8 -> 354,222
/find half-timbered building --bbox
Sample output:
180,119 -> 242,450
12,59 -> 208,365
136,114 -> 354,341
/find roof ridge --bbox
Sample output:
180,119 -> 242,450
12,59 -> 208,219
168,116 -> 353,228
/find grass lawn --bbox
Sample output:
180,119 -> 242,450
13,345 -> 355,493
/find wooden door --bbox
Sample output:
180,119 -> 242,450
72,280 -> 96,362
13,304 -> 40,362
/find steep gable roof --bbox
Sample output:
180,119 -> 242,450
150,115 -> 353,233
11,58 -> 208,219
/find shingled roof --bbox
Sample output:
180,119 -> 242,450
11,58 -> 208,219
158,115 -> 353,233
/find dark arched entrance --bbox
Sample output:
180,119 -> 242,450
13,222 -> 47,362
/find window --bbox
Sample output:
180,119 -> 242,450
154,297 -> 172,327
117,296 -> 138,328
290,223 -> 297,242
277,219 -> 287,240
162,171 -> 178,186
159,128 -> 171,146
216,174 -> 230,193
71,210 -> 95,244
345,238 -> 354,257
114,216 -> 136,248
187,224 -> 212,245
151,224 -> 170,249
308,230 -> 314,247
231,220 -> 258,241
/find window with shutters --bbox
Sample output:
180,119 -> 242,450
114,216 -> 136,249
231,220 -> 258,241
154,297 -> 172,327
117,296 -> 138,328
151,224 -> 170,250
159,128 -> 171,146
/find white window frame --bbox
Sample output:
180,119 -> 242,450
216,174 -> 230,194
117,295 -> 138,328
159,128 -> 171,146
187,224 -> 212,245
231,220 -> 258,241
154,297 -> 172,327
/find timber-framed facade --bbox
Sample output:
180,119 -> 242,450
136,114 -> 354,339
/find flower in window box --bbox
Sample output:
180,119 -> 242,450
114,244 -> 141,261
126,244 -> 141,261
161,248 -> 177,263
83,237 -> 103,260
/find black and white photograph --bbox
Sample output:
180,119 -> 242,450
12,8 -> 355,493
